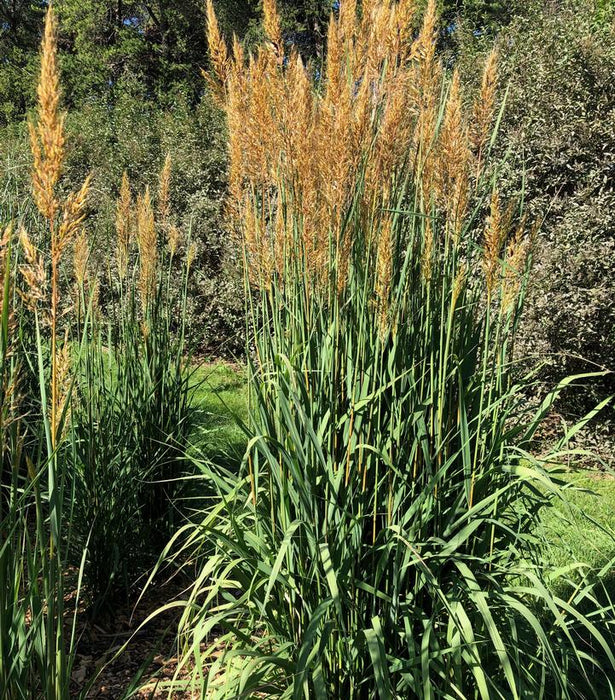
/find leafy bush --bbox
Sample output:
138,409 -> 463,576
460,1 -> 615,427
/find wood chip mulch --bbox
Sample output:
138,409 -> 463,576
69,576 -> 197,699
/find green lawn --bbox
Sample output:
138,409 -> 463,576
189,361 -> 249,466
542,472 -> 615,574
189,363 -> 615,577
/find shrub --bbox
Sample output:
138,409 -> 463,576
460,0 -> 615,429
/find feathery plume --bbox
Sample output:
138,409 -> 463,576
263,0 -> 283,53
437,70 -> 471,238
211,0 -> 509,295
18,227 -> 47,313
451,264 -> 466,311
137,187 -> 158,310
472,48 -> 498,169
186,241 -> 198,271
55,174 -> 91,262
482,191 -> 516,297
339,0 -> 357,46
168,225 -> 181,258
206,0 -> 229,98
396,0 -> 417,55
158,153 -> 172,226
29,6 -> 65,222
412,0 -> 441,198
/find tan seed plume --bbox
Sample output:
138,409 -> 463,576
205,0 -> 510,317
18,227 -> 47,314
29,6 -> 65,222
502,219 -> 530,313
158,154 -> 172,226
205,0 -> 229,100
483,190 -> 503,297
263,0 -> 283,53
472,48 -> 498,170
55,174 -> 92,263
137,187 -> 158,310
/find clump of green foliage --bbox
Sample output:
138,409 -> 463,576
457,0 -> 615,438
157,2 -> 615,697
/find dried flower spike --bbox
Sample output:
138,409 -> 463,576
137,187 -> 158,310
18,227 -> 47,313
158,153 -> 172,226
29,6 -> 65,222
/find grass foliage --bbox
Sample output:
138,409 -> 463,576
157,1 -> 615,697
0,8 -> 195,696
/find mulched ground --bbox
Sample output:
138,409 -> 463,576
71,575 -> 196,699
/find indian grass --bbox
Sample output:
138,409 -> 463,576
1,13 -> 197,700
156,1 -> 615,697
0,8 -> 89,696
67,153 -> 197,614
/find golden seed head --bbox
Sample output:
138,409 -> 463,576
0,224 -> 12,276
472,48 -> 498,163
436,70 -> 471,237
263,0 -> 283,53
137,187 -> 158,309
502,218 -> 530,313
206,0 -> 229,99
186,241 -> 198,270
168,225 -> 181,258
209,0 -> 512,296
158,153 -> 172,226
451,264 -> 466,311
55,174 -> 91,262
18,227 -> 47,312
30,6 -> 65,222
483,189 -> 503,296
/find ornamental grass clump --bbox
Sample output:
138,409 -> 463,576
69,157 -> 195,614
162,1 -> 615,697
0,7 -> 89,697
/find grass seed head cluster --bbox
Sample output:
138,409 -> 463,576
169,2 -> 615,696
207,0 -> 526,311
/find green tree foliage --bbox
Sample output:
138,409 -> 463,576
472,0 -> 615,426
55,0 -> 213,106
440,0 -> 511,28
0,1 -> 46,123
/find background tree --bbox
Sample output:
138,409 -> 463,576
0,1 -> 46,123
456,0 -> 615,446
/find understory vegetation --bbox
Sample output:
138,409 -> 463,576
0,0 -> 613,698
